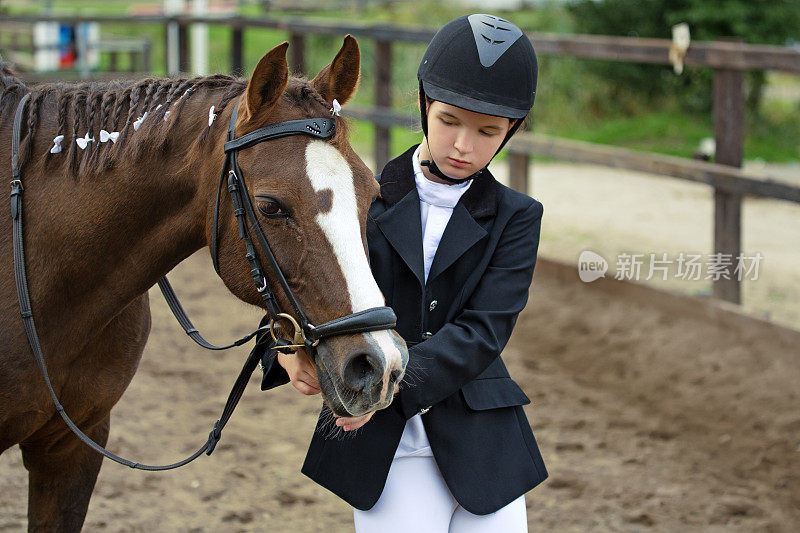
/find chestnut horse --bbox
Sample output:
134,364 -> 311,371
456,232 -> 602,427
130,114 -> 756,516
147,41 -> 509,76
0,36 -> 407,531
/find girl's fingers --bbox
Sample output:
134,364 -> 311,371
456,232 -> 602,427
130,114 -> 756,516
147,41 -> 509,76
304,379 -> 321,394
302,371 -> 320,388
292,381 -> 311,395
335,411 -> 375,431
294,379 -> 320,395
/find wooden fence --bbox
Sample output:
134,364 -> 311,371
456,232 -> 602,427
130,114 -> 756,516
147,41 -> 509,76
3,14 -> 800,305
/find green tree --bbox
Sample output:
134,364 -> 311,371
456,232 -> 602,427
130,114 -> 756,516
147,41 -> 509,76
669,0 -> 800,112
567,0 -> 800,114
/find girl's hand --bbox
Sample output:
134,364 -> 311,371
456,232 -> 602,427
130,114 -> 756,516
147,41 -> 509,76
276,348 -> 321,395
336,384 -> 400,431
336,411 -> 375,432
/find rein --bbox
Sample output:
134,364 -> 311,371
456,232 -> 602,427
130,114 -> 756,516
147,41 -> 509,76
9,91 -> 396,470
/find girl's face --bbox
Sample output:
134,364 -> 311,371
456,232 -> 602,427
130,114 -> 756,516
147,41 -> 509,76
420,100 -> 513,182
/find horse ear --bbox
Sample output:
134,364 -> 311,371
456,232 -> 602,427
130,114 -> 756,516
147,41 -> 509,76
311,34 -> 360,105
241,42 -> 289,123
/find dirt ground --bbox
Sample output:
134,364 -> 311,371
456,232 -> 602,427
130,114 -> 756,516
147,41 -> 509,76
1,245 -> 798,532
1,161 -> 798,531
503,160 -> 800,331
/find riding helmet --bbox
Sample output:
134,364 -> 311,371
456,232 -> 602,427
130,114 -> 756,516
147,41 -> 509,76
417,14 -> 538,182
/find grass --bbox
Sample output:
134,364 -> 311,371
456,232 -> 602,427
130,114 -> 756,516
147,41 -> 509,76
540,108 -> 712,158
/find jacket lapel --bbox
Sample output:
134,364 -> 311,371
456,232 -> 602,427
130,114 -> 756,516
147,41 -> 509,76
374,144 -> 499,288
426,203 -> 487,283
374,188 -> 425,287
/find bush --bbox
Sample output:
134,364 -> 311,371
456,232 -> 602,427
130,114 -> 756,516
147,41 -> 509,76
566,0 -> 800,114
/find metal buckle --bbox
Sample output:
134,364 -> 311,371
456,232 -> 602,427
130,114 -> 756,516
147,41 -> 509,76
269,313 -> 307,352
256,277 -> 268,293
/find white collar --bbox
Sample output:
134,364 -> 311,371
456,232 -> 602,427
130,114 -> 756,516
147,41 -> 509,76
412,144 -> 473,208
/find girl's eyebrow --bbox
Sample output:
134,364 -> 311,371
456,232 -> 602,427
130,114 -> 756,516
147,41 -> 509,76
440,111 -> 504,130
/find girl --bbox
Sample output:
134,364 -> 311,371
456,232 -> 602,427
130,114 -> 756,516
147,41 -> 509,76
262,13 -> 547,532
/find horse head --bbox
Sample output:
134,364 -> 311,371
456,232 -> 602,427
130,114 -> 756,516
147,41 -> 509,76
211,37 -> 408,417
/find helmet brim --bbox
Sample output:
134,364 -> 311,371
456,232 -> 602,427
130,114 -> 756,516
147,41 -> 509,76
422,79 -> 530,120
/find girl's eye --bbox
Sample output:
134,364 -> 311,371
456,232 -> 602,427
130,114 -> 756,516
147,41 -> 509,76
257,199 -> 289,218
440,118 -> 454,125
480,130 -> 496,137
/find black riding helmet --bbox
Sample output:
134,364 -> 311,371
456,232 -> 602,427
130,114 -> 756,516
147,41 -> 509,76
417,14 -> 538,184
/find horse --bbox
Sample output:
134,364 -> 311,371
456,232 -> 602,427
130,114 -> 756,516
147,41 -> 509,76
0,35 -> 407,531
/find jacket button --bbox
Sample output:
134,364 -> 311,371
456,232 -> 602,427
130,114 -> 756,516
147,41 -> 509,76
429,300 -> 437,311
422,331 -> 433,340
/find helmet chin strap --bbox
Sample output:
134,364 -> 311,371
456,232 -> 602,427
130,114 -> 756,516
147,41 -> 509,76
417,83 -> 525,186
419,138 -> 484,185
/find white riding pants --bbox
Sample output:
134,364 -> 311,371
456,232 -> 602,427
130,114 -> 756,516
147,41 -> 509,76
353,456 -> 527,533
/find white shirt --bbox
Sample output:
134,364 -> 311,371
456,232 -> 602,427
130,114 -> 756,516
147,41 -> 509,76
394,145 -> 473,459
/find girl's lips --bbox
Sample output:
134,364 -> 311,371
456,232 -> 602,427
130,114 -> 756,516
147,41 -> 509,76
447,157 -> 469,168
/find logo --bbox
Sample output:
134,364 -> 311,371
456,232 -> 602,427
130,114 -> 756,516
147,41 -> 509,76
467,14 -> 524,67
578,251 -> 608,283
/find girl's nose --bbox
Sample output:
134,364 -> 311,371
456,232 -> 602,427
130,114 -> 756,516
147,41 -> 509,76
453,129 -> 473,154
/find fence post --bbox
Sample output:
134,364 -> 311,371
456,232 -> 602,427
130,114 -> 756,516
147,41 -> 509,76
165,18 -> 176,74
374,40 -> 392,172
508,151 -> 530,195
142,40 -> 151,73
178,20 -> 189,73
290,33 -> 306,75
231,24 -> 243,76
712,43 -> 745,304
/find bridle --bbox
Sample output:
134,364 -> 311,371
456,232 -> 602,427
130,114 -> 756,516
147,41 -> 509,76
209,100 -> 397,356
9,91 -> 396,470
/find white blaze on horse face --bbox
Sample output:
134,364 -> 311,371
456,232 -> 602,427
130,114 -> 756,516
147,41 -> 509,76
304,141 -> 403,367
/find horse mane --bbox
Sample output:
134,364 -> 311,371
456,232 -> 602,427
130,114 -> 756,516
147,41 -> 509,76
1,61 -> 343,182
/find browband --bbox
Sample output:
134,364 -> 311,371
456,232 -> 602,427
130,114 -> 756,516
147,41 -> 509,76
224,117 -> 336,152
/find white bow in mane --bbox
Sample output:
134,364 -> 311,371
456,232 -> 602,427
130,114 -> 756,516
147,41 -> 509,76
99,129 -> 119,143
76,132 -> 95,150
49,134 -> 65,154
133,112 -> 149,131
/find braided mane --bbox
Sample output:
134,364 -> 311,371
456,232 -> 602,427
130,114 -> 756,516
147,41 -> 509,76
1,62 -> 342,181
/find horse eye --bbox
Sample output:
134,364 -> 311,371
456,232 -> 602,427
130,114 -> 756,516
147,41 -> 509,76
257,199 -> 289,218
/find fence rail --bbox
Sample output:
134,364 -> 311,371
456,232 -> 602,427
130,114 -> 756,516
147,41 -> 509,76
4,14 -> 800,73
3,13 -> 800,305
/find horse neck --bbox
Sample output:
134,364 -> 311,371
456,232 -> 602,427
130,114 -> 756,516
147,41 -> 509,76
21,86 -> 232,342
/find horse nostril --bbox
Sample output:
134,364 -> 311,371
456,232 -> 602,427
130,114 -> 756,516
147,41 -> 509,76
390,369 -> 402,384
342,350 -> 383,393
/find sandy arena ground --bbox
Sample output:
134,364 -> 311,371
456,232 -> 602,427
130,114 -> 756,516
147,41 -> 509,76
1,161 -> 798,531
508,160 -> 800,331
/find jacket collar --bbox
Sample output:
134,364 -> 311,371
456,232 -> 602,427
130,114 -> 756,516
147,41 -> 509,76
373,145 -> 496,288
378,144 -> 498,219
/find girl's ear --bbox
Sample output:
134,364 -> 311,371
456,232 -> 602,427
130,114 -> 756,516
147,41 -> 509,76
311,35 -> 360,105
